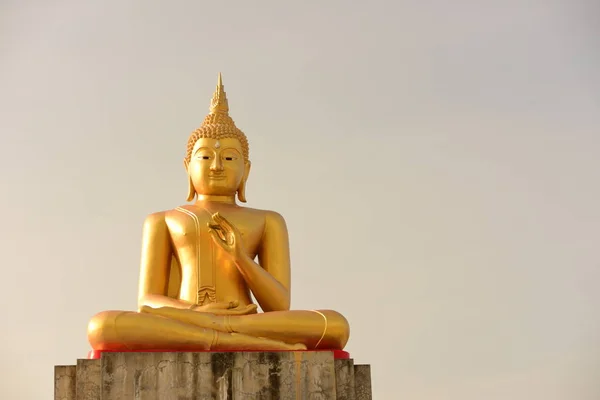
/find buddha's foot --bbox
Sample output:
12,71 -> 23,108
227,333 -> 307,351
287,343 -> 308,351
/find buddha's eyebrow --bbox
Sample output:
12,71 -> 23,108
221,148 -> 242,154
193,146 -> 212,155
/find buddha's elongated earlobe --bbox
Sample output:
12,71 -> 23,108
237,161 -> 251,203
186,176 -> 196,202
184,158 -> 196,202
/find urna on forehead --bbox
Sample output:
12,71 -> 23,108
185,73 -> 250,163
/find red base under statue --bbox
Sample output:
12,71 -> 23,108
88,349 -> 350,360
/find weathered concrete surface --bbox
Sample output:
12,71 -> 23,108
335,359 -> 356,400
76,359 -> 101,400
55,365 -> 76,400
55,351 -> 372,399
101,352 -> 220,400
231,351 -> 336,399
354,365 -> 373,400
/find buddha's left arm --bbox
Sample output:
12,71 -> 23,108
236,211 -> 291,312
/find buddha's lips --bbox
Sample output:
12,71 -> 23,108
209,175 -> 226,180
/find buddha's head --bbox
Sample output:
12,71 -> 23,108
184,74 -> 251,202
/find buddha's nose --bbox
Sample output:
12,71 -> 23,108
210,157 -> 224,171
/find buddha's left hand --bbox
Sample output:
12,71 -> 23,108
192,301 -> 258,315
207,212 -> 246,261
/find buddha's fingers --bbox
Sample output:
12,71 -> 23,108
211,304 -> 257,316
208,229 -> 228,248
238,304 -> 258,314
195,301 -> 257,315
207,223 -> 227,242
198,301 -> 238,311
212,213 -> 236,235
209,213 -> 224,229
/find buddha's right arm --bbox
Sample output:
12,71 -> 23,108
137,212 -> 193,311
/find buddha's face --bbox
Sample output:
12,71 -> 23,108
187,137 -> 248,197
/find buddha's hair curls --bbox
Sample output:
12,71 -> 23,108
185,108 -> 249,164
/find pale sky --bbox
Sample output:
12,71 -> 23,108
1,1 -> 599,399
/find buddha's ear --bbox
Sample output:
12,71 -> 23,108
183,158 -> 195,202
237,161 -> 251,203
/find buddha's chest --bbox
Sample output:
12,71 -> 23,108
165,206 -> 264,305
165,207 -> 265,259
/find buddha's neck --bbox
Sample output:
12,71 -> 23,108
195,194 -> 237,205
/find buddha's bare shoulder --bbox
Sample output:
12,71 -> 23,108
232,205 -> 282,217
142,208 -> 200,233
142,210 -> 168,227
237,206 -> 288,229
142,207 -> 193,223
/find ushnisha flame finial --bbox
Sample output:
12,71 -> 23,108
209,72 -> 229,115
185,73 -> 250,164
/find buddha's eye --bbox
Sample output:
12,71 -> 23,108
225,157 -> 234,161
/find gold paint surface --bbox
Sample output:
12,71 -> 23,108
87,74 -> 350,352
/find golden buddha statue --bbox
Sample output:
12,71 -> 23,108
87,74 -> 350,353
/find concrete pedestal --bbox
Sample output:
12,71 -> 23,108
55,351 -> 372,399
